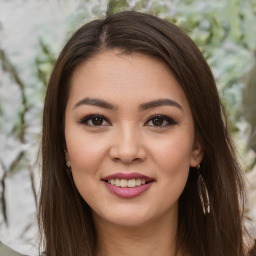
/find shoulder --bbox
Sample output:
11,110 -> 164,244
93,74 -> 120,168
0,241 -> 46,256
0,241 -> 27,256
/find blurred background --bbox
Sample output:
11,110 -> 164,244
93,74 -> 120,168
0,0 -> 255,255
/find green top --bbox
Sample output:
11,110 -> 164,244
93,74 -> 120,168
0,242 -> 27,256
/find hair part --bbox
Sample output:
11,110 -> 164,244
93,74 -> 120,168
40,11 -> 246,256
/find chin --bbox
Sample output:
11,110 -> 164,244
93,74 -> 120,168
93,208 -> 155,228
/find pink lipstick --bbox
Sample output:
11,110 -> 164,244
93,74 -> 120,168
102,172 -> 154,199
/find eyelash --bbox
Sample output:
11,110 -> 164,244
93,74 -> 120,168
78,114 -> 177,127
145,114 -> 177,127
78,114 -> 111,126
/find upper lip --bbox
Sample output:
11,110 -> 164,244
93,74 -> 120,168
102,172 -> 154,182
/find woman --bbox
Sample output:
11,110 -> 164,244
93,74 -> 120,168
39,11 -> 248,255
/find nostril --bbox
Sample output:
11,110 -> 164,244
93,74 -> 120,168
111,155 -> 143,164
109,139 -> 146,163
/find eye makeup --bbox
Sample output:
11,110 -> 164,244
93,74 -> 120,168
145,114 -> 177,127
78,114 -> 111,126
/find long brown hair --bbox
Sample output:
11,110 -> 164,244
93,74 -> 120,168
39,11 -> 246,255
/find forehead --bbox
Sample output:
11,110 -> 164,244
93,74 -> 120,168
68,51 -> 189,109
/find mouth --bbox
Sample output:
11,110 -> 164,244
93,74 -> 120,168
106,178 -> 151,188
102,172 -> 154,186
101,172 -> 154,198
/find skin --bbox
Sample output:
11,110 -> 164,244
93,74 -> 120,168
65,51 -> 203,256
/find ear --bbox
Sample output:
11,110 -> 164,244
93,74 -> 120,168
190,139 -> 204,167
64,149 -> 71,167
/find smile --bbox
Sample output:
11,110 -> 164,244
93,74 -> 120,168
107,178 -> 146,188
102,173 -> 154,198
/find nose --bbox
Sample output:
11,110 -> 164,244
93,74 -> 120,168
109,124 -> 146,164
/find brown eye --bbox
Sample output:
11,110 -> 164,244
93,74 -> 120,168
152,117 -> 164,126
145,114 -> 177,127
91,117 -> 104,126
79,114 -> 111,127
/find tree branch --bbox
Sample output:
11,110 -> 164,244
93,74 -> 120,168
0,48 -> 28,143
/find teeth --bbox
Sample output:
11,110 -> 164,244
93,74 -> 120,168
115,179 -> 120,186
128,179 -> 135,188
120,179 -> 128,187
136,179 -> 142,186
108,178 -> 146,187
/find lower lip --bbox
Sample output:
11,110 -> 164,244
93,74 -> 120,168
104,181 -> 153,198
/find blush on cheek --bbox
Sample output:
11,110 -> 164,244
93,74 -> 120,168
158,152 -> 191,190
166,167 -> 190,200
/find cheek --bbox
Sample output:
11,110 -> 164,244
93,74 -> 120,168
65,120 -> 103,172
66,134 -> 107,175
154,132 -> 193,164
151,131 -> 193,186
66,134 -> 108,204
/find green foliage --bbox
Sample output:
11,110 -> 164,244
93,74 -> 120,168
107,0 -> 129,15
36,39 -> 56,88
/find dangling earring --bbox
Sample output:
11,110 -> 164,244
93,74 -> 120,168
66,161 -> 72,177
197,164 -> 210,215
66,164 -> 72,176
64,150 -> 72,177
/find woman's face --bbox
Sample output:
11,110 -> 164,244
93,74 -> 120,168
65,51 -> 203,228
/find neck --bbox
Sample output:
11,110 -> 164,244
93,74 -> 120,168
94,212 -> 180,256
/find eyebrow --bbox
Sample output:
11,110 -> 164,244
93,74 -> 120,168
139,98 -> 183,111
73,97 -> 117,110
73,97 -> 183,111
